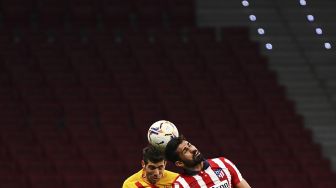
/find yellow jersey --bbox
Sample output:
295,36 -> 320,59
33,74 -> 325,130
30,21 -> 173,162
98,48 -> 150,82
122,169 -> 178,188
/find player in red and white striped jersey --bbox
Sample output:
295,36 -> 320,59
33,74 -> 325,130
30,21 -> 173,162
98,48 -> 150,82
165,136 -> 251,188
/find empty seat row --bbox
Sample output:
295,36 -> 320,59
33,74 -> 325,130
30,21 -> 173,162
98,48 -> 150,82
0,26 -> 335,187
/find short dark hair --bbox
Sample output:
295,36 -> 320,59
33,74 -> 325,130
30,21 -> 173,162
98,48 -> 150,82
143,145 -> 165,164
164,136 -> 185,163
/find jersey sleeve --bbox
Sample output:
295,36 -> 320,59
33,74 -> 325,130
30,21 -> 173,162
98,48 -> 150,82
122,181 -> 131,188
122,171 -> 144,188
221,157 -> 243,185
122,181 -> 145,188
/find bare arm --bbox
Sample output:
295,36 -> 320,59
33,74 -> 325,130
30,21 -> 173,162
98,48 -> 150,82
235,178 -> 251,188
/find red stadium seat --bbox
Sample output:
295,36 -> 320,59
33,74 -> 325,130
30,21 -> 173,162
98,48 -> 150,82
28,174 -> 65,188
99,0 -> 133,28
0,175 -> 28,188
133,0 -> 166,28
314,181 -> 336,188
245,172 -> 275,188
1,0 -> 33,27
0,161 -> 19,177
166,0 -> 195,27
36,0 -> 67,28
99,174 -> 125,188
63,174 -> 101,188
69,0 -> 98,27
18,159 -> 56,176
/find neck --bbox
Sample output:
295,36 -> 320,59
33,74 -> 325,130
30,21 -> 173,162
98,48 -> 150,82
185,161 -> 204,172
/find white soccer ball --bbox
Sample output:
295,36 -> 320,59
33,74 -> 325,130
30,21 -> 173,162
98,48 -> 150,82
147,120 -> 179,150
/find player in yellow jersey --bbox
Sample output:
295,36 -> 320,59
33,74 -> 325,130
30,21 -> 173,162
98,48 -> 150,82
123,145 -> 179,188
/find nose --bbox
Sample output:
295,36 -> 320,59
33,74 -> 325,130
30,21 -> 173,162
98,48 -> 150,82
190,145 -> 197,152
152,168 -> 160,176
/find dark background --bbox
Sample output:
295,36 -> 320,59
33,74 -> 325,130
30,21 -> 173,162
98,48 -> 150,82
0,0 -> 335,187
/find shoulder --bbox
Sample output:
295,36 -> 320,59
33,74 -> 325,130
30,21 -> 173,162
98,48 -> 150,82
122,181 -> 136,188
165,170 -> 179,178
123,170 -> 143,186
207,157 -> 241,173
123,180 -> 146,188
160,170 -> 179,184
209,157 -> 236,165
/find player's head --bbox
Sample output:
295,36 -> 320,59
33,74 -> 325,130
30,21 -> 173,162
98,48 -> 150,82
142,145 -> 166,184
165,136 -> 205,169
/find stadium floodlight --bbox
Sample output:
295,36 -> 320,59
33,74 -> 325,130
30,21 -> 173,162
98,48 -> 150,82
324,42 -> 332,49
257,28 -> 265,35
299,0 -> 307,6
265,43 -> 273,50
242,0 -> 249,7
249,15 -> 256,21
315,28 -> 323,35
307,15 -> 314,22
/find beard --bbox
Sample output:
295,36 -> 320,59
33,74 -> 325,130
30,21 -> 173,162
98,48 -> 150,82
182,150 -> 205,168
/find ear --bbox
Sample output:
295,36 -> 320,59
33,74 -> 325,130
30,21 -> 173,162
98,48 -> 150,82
175,161 -> 184,168
141,160 -> 145,169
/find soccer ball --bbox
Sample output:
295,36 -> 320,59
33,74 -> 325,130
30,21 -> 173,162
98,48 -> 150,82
147,120 -> 179,150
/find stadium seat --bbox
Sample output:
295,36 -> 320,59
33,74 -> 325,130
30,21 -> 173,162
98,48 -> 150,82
99,0 -> 133,29
133,0 -> 166,28
0,161 -> 19,177
0,175 -> 28,188
36,0 -> 67,28
28,174 -> 65,188
68,0 -> 98,28
1,0 -> 33,27
18,159 -> 56,176
63,174 -> 101,188
165,0 -> 195,27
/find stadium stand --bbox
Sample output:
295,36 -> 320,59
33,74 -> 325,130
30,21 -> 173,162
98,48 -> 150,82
0,0 -> 335,187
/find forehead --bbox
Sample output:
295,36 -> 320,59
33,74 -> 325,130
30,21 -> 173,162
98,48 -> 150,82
146,160 -> 165,167
176,140 -> 189,153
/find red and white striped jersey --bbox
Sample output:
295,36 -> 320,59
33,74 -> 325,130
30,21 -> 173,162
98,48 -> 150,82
173,157 -> 243,188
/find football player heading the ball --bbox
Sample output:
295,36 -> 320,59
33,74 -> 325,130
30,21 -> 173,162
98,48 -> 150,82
165,135 -> 252,188
122,145 -> 179,188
